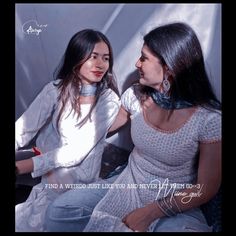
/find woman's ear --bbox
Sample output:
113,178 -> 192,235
164,66 -> 174,79
164,65 -> 170,74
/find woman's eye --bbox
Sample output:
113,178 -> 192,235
140,56 -> 145,62
104,57 -> 109,61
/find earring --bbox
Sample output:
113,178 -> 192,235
162,75 -> 170,94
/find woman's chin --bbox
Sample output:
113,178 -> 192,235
139,78 -> 146,85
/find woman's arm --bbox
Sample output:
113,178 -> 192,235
16,98 -> 122,177
122,141 -> 222,232
15,82 -> 57,150
108,106 -> 130,133
15,128 -> 110,176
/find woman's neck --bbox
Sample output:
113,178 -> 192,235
142,97 -> 197,131
79,96 -> 95,104
80,83 -> 97,97
149,89 -> 193,110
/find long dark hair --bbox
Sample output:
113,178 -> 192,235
53,29 -> 119,128
140,22 -> 221,111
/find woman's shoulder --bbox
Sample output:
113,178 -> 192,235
122,84 -> 136,95
121,84 -> 141,114
95,89 -> 121,119
98,89 -> 121,112
197,106 -> 222,120
197,107 -> 222,142
102,88 -> 120,103
41,80 -> 60,97
41,79 -> 57,90
121,84 -> 139,101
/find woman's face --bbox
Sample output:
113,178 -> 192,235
135,44 -> 165,91
79,41 -> 110,85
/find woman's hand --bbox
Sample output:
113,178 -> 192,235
15,158 -> 34,174
122,203 -> 161,232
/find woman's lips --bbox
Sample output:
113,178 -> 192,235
92,71 -> 103,77
139,72 -> 144,78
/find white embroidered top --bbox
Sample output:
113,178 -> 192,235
84,85 -> 222,232
15,80 -> 121,183
15,80 -> 121,232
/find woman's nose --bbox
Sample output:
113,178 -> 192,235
135,59 -> 141,68
96,57 -> 106,68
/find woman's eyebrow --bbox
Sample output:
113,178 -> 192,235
91,52 -> 110,56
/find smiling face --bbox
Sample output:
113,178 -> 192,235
77,41 -> 110,85
135,44 -> 166,91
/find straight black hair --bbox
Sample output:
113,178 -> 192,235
143,22 -> 221,110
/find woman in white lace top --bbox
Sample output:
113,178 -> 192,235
45,22 -> 221,232
15,29 -> 120,232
